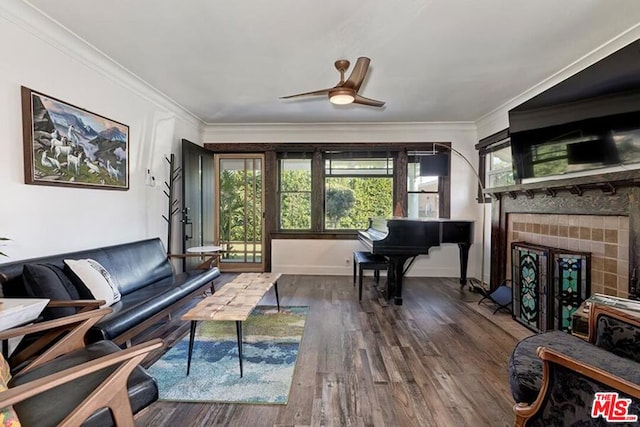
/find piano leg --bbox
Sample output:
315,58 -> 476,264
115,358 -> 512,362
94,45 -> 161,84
386,256 -> 409,305
457,243 -> 471,287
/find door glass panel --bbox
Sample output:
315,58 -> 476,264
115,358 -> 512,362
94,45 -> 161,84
218,156 -> 263,268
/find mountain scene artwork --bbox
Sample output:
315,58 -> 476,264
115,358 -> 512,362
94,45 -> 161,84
22,86 -> 129,190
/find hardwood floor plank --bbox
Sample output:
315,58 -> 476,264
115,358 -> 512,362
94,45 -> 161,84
136,275 -> 530,427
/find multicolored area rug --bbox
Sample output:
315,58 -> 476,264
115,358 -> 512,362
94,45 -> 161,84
147,306 -> 308,404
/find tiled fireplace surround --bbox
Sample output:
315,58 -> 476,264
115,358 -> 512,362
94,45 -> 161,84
507,214 -> 629,297
489,174 -> 640,300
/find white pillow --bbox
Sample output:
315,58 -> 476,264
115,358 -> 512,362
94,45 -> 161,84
64,259 -> 121,307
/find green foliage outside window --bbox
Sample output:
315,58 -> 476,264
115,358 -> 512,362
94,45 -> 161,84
325,177 -> 392,229
280,169 -> 311,229
219,169 -> 262,256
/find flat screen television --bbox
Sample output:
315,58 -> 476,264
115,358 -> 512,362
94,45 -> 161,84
509,39 -> 640,182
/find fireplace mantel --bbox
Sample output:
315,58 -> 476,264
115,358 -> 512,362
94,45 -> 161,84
486,169 -> 640,298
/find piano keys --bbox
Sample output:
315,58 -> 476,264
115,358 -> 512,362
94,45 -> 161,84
358,217 -> 474,305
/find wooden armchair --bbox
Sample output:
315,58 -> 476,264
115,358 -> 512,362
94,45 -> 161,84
512,304 -> 640,426
0,307 -> 163,427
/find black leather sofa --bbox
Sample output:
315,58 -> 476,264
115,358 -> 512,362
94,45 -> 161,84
0,238 -> 220,345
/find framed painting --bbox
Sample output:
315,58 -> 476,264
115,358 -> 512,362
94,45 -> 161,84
21,86 -> 129,190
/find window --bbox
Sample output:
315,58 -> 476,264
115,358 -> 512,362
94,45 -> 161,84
278,158 -> 311,230
407,160 -> 440,219
476,129 -> 514,200
487,145 -> 516,188
324,156 -> 393,229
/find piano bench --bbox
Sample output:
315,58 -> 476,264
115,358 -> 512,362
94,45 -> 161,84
353,251 -> 388,301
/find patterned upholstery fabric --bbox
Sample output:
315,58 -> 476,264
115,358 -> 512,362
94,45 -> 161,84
509,330 -> 586,403
524,364 -> 640,427
0,355 -> 21,426
594,314 -> 640,363
510,312 -> 640,426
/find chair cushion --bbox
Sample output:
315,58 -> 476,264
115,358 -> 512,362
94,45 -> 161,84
64,259 -> 121,307
10,341 -> 158,427
22,264 -> 77,320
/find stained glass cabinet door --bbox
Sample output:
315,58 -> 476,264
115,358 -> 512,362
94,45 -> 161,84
512,243 -> 550,332
552,251 -> 590,332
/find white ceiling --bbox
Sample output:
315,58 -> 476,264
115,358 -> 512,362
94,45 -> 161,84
24,0 -> 640,124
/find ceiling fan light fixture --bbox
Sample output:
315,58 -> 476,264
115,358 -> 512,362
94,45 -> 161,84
329,88 -> 355,105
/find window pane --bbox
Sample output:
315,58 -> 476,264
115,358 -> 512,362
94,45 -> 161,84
487,146 -> 515,187
280,193 -> 311,229
325,158 -> 393,176
407,161 -> 440,219
280,159 -> 311,191
279,159 -> 311,230
489,146 -> 512,171
407,193 -> 439,219
325,177 -> 392,229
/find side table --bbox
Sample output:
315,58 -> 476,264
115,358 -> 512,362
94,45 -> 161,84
186,245 -> 224,269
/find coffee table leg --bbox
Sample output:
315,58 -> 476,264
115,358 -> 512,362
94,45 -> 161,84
236,321 -> 243,377
187,320 -> 197,376
274,282 -> 280,312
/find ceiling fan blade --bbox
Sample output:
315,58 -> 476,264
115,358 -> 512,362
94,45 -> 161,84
353,94 -> 385,107
280,88 -> 333,99
342,57 -> 370,91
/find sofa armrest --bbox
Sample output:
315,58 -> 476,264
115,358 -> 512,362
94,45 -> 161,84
0,338 -> 163,426
514,346 -> 640,426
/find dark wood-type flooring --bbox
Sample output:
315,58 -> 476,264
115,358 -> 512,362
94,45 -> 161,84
135,274 -> 531,427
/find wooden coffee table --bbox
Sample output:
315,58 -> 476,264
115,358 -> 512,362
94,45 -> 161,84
181,272 -> 281,377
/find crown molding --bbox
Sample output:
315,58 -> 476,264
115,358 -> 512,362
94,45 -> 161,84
1,0 -> 203,128
203,121 -> 477,143
476,23 -> 640,139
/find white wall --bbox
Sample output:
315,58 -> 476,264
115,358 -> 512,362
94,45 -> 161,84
0,1 -> 203,262
476,25 -> 640,140
203,122 -> 488,280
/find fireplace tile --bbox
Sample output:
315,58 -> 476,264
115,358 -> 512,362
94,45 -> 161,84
591,228 -> 604,241
605,229 -> 618,243
604,258 -> 618,273
604,272 -> 617,287
590,242 -> 604,256
558,226 -> 568,237
604,216 -> 618,229
579,227 -> 590,239
618,245 -> 629,261
605,244 -> 617,258
569,226 -> 579,239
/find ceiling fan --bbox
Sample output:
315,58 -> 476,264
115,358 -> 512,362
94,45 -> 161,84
280,57 -> 385,107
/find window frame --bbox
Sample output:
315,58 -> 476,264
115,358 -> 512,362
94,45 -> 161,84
476,128 -> 512,202
406,153 -> 446,219
323,153 -> 395,230
204,142 -> 452,238
277,155 -> 313,231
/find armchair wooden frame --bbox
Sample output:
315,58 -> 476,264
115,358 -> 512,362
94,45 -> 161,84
0,307 -> 163,427
513,304 -> 640,426
5,299 -> 103,367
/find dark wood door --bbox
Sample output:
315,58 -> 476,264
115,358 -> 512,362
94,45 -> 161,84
181,139 -> 215,271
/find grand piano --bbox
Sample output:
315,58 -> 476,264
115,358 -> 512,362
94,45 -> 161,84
358,217 -> 474,305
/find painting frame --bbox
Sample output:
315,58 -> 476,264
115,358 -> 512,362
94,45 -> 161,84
21,86 -> 130,190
